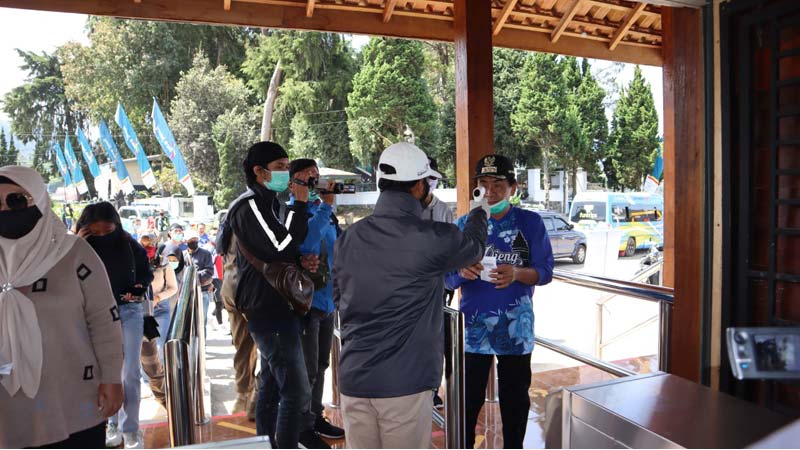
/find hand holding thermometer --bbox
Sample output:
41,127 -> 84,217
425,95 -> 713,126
470,186 -> 492,216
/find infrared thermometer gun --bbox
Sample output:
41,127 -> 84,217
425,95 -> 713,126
472,186 -> 486,202
470,186 -> 491,216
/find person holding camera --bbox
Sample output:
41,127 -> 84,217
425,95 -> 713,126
288,159 -> 346,448
75,202 -> 154,449
227,142 -> 312,449
333,142 -> 488,449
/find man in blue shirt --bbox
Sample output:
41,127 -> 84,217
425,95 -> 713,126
289,159 -> 345,449
446,154 -> 554,449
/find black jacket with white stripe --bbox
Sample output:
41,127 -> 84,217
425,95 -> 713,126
228,184 -> 308,330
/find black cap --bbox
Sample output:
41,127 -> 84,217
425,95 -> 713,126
473,155 -> 515,183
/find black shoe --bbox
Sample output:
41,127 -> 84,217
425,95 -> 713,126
315,415 -> 345,440
433,392 -> 444,410
299,430 -> 331,449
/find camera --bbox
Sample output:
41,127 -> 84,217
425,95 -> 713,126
292,176 -> 318,190
320,182 -> 356,195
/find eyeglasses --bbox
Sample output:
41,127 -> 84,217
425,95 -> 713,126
0,192 -> 33,211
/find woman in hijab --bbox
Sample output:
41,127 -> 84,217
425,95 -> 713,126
76,202 -> 153,449
0,166 -> 123,448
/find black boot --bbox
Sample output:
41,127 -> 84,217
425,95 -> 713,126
314,415 -> 345,439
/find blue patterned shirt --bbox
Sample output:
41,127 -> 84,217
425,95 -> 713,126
446,207 -> 554,355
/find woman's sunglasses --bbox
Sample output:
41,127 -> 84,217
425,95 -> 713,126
1,192 -> 34,211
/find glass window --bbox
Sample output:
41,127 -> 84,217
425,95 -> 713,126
543,217 -> 555,232
554,218 -> 570,231
572,202 -> 606,223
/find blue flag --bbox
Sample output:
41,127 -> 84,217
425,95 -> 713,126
98,120 -> 135,194
64,136 -> 89,194
115,102 -> 156,189
53,142 -> 72,186
76,128 -> 102,178
152,98 -> 195,195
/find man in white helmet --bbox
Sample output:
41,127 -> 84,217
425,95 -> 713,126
332,142 -> 489,448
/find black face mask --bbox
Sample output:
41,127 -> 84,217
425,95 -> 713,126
87,228 -> 121,247
0,206 -> 42,239
187,241 -> 199,251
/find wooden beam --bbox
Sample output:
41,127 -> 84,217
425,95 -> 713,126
492,0 -> 518,36
454,0 -> 494,217
609,2 -> 647,50
662,6 -> 705,382
551,0 -> 583,43
224,0 -> 231,11
383,0 -> 398,23
305,0 -> 314,17
0,0 -> 663,65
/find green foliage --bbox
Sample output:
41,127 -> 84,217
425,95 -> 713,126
346,38 -> 437,168
213,106 -> 259,209
169,53 -> 252,190
493,48 -> 537,167
60,18 -> 253,155
0,129 -> 9,166
605,66 -> 659,191
2,49 -> 84,179
155,164 -> 183,197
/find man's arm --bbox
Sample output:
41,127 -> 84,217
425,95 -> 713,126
285,201 -> 309,249
442,207 -> 488,273
231,199 -> 303,263
196,250 -> 215,284
300,203 -> 333,254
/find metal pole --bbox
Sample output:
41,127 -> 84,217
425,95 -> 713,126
659,301 -> 671,372
330,311 -> 341,409
485,359 -> 498,403
444,307 -> 466,449
165,340 -> 194,447
595,301 -> 604,359
194,284 -> 210,425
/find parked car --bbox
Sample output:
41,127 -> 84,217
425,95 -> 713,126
539,211 -> 587,264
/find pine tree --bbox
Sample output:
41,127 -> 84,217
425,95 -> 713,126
605,66 -> 660,191
0,128 -> 8,166
6,137 -> 18,166
494,48 -> 537,167
346,37 -> 437,168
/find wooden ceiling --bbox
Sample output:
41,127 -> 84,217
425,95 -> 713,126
0,0 -> 666,65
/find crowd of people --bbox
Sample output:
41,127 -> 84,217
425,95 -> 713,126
0,139 -> 554,450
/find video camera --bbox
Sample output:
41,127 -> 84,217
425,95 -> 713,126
292,176 -> 356,194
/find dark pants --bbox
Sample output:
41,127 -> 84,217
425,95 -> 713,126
465,353 -> 532,449
300,309 -> 334,431
249,324 -> 311,449
34,422 -> 105,449
211,279 -> 223,325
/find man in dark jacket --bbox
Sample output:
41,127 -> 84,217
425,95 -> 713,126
227,141 -> 311,449
185,228 -> 215,339
332,142 -> 489,449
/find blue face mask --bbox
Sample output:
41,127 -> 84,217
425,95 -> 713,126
265,170 -> 290,192
489,199 -> 510,215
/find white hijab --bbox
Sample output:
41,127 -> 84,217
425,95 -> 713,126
0,166 -> 76,398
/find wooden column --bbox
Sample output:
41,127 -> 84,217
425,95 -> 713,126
454,0 -> 494,216
662,6 -> 705,382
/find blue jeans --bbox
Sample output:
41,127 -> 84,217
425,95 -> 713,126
201,290 -> 212,339
109,302 -> 144,433
154,300 -> 172,360
248,325 -> 310,449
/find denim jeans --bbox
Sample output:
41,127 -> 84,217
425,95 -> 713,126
248,324 -> 310,449
201,290 -> 212,339
109,302 -> 144,433
300,309 -> 334,431
153,300 -> 172,360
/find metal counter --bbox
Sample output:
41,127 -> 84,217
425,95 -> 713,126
554,372 -> 790,448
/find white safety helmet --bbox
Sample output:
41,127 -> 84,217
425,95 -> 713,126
378,142 -> 442,182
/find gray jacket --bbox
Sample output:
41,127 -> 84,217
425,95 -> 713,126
421,194 -> 454,223
333,190 -> 487,398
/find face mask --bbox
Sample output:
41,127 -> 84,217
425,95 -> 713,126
489,199 -> 510,215
87,228 -> 120,246
428,178 -> 438,191
0,206 -> 42,239
187,241 -> 199,251
308,191 -> 321,202
172,233 -> 184,242
144,245 -> 156,260
265,171 -> 290,192
169,261 -> 180,270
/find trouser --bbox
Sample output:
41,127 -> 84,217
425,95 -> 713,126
140,338 -> 166,407
211,279 -> 223,325
109,303 -> 144,433
248,324 -> 310,449
35,422 -> 105,449
340,391 -> 432,449
464,353 -> 532,449
201,290 -> 212,339
141,299 -> 172,385
300,309 -> 334,431
229,308 -> 257,394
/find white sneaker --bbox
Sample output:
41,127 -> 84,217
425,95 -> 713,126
105,423 -> 122,448
123,431 -> 144,449
141,381 -> 153,399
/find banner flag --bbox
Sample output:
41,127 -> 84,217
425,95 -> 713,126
64,136 -> 89,194
643,142 -> 664,193
115,102 -> 157,189
151,98 -> 195,195
53,142 -> 72,186
76,128 -> 102,178
98,120 -> 135,194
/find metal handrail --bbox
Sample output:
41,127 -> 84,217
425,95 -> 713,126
165,265 -> 210,447
534,336 -> 638,378
553,269 -> 674,304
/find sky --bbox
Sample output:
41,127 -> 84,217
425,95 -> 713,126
0,9 -> 663,142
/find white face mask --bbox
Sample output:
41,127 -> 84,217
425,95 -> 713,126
428,178 -> 438,192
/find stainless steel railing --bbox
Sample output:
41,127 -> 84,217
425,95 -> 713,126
331,307 -> 467,449
165,265 -> 210,447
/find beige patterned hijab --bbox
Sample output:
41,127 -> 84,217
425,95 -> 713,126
0,166 -> 76,398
